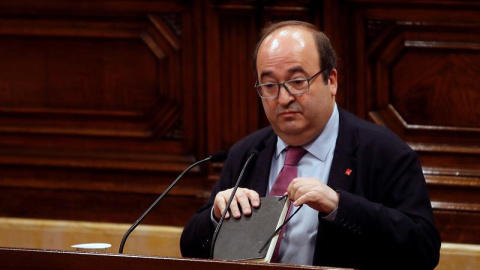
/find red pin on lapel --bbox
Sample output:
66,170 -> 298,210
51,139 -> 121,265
345,168 -> 352,176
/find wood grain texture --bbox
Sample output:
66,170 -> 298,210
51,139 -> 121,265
0,247 -> 349,270
339,0 -> 480,244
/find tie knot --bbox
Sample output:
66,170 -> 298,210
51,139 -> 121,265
284,147 -> 307,166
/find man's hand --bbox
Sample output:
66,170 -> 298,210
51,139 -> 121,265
286,177 -> 339,214
213,188 -> 260,220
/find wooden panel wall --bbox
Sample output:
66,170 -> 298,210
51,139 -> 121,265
0,0 -> 206,226
0,0 -> 479,246
336,0 -> 480,244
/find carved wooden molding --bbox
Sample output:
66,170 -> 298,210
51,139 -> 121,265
426,174 -> 480,188
432,201 -> 480,213
0,12 -> 193,171
366,20 -> 480,146
0,1 -> 184,15
370,105 -> 480,143
0,16 -> 182,139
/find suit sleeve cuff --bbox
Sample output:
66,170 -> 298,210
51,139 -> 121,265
210,207 -> 219,227
321,207 -> 338,223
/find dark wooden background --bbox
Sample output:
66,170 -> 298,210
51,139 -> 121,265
0,0 -> 479,245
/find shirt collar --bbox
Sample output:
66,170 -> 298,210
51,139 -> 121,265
275,104 -> 339,162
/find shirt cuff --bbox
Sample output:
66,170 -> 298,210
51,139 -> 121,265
321,207 -> 338,223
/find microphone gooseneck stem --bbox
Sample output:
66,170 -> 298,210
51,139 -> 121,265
210,151 -> 258,258
119,156 -> 212,254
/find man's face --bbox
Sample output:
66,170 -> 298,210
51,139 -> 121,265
256,27 -> 338,146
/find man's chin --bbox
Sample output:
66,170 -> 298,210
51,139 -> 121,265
278,125 -> 305,137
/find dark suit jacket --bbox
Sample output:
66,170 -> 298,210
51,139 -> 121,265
180,108 -> 441,270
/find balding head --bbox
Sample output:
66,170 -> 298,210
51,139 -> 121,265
253,21 -> 337,84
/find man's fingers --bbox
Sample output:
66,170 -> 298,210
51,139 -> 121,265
236,191 -> 252,216
287,178 -> 302,202
229,197 -> 241,218
286,177 -> 339,213
293,191 -> 312,206
213,188 -> 261,220
214,193 -> 229,220
246,189 -> 261,208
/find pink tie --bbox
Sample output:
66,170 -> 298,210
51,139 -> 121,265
269,146 -> 307,262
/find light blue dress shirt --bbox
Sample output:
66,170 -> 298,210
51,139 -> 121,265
267,104 -> 339,265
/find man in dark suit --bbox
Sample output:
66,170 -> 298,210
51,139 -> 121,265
180,21 -> 441,269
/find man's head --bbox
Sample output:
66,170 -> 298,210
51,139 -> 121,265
253,21 -> 337,85
254,21 -> 338,146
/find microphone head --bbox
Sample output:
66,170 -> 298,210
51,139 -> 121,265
209,151 -> 228,163
248,149 -> 259,157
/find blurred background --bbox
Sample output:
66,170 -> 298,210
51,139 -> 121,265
0,0 -> 479,268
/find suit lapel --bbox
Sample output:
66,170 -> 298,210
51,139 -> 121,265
328,147 -> 356,191
249,130 -> 277,197
327,108 -> 358,192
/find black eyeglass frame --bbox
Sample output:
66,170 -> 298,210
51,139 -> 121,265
255,68 -> 327,99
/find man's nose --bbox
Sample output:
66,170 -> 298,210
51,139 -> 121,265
277,84 -> 295,105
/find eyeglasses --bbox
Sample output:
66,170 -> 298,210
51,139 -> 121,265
255,69 -> 326,99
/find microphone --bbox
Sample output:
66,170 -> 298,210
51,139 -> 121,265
210,149 -> 259,258
119,150 -> 228,254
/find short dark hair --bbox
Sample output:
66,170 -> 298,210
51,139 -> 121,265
253,20 -> 337,84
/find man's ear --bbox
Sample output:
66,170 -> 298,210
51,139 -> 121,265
328,68 -> 338,97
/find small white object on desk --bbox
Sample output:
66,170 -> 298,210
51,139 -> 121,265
71,243 -> 112,252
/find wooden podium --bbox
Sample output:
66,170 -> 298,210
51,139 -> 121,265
0,247 -> 351,270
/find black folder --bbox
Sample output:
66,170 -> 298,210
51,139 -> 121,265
213,196 -> 290,262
